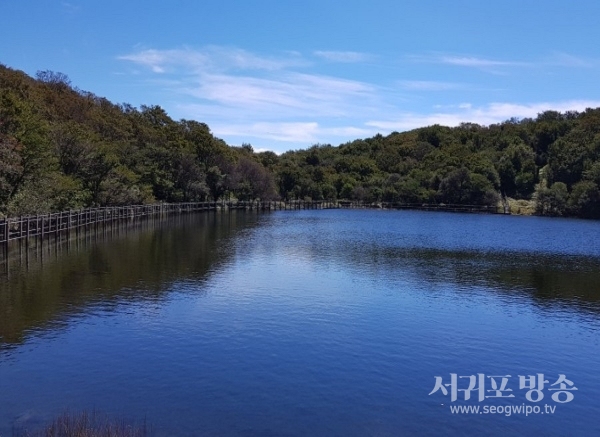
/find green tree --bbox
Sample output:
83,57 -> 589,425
536,182 -> 569,216
569,181 -> 600,218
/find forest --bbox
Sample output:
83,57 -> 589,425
1,64 -> 599,218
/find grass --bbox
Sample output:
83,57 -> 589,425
14,411 -> 150,437
507,198 -> 536,216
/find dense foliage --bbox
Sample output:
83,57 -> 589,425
1,65 -> 600,218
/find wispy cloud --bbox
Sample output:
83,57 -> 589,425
178,72 -> 377,119
120,47 -> 380,113
218,122 -> 320,143
210,47 -> 308,70
119,46 -> 384,149
118,46 -> 307,74
314,50 -> 372,63
119,45 -> 600,152
410,52 -> 598,72
547,52 -> 596,68
439,56 -> 529,68
367,100 -> 600,131
118,48 -> 208,73
210,121 -> 373,144
408,53 -> 531,74
398,80 -> 463,91
61,2 -> 81,14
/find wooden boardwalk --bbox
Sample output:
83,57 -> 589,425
0,200 -> 507,246
0,201 -> 337,245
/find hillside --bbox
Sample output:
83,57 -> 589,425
1,64 -> 599,218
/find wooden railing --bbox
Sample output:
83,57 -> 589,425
0,200 -> 507,245
0,201 -> 339,244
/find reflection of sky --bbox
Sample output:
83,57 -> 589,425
234,210 -> 600,309
2,209 -> 600,436
259,209 -> 600,257
0,212 -> 261,347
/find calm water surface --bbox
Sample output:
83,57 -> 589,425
1,210 -> 600,436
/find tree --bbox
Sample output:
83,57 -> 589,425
206,166 -> 226,200
35,70 -> 71,89
569,181 -> 600,218
229,157 -> 277,200
0,134 -> 23,214
497,142 -> 536,197
0,88 -> 54,211
547,138 -> 589,188
536,182 -> 569,216
438,168 -> 471,204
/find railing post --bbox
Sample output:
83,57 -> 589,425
2,220 -> 7,243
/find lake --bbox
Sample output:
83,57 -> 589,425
1,209 -> 599,436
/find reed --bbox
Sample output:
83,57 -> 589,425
15,411 -> 150,437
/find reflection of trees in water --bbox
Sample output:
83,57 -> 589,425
0,212 -> 260,346
3,209 -> 599,348
279,234 -> 600,315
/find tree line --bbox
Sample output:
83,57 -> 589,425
1,64 -> 599,218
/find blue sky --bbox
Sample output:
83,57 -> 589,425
2,1 -> 600,153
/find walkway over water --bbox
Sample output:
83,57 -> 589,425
0,200 -> 507,245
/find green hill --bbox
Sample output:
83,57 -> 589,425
1,64 -> 599,218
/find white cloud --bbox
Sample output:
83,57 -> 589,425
118,48 -> 207,73
548,52 -> 596,68
119,45 -> 600,152
410,52 -> 598,72
210,121 -> 373,144
407,53 -> 532,74
61,2 -> 81,14
118,46 -> 307,74
177,71 -> 378,121
399,80 -> 463,91
219,47 -> 307,70
366,100 -> 600,131
314,51 -> 372,63
217,122 -> 320,143
439,56 -> 528,68
120,46 -> 379,120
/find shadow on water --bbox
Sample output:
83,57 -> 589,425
282,232 -> 600,316
1,209 -> 600,436
2,208 -> 600,349
252,210 -> 600,318
367,247 -> 600,312
0,211 -> 261,348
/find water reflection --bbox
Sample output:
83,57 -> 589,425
3,210 -> 600,348
247,210 -> 600,315
1,209 -> 600,436
0,211 -> 260,346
